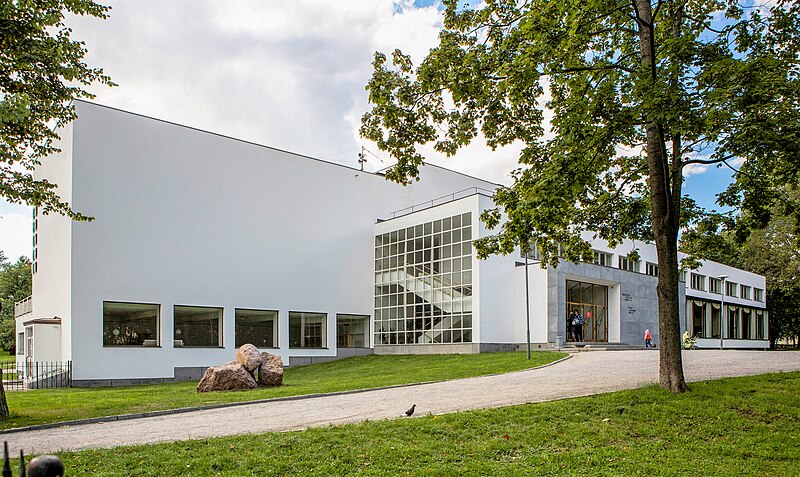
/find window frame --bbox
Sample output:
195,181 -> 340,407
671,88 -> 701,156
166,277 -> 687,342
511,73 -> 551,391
289,311 -> 328,349
336,314 -> 370,348
690,273 -> 706,291
102,301 -> 161,348
235,308 -> 279,349
173,304 -> 224,348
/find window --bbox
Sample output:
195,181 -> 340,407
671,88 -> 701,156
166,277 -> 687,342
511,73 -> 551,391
374,212 -> 473,346
726,281 -> 738,297
289,312 -> 327,348
742,308 -> 752,339
103,301 -> 160,347
337,314 -> 370,348
690,273 -> 706,291
710,303 -> 721,339
618,256 -> 640,272
691,301 -> 705,337
521,243 -> 541,260
174,305 -> 223,347
235,309 -> 278,348
592,251 -> 612,267
17,332 -> 24,355
646,262 -> 658,277
709,277 -> 722,294
754,288 -> 764,302
680,270 -> 687,282
726,306 -> 739,339
756,310 -> 766,340
740,285 -> 751,300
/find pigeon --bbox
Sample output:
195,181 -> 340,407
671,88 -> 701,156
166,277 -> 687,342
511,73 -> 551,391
403,404 -> 416,417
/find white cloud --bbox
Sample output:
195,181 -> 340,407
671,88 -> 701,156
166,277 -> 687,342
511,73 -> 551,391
683,163 -> 710,177
0,205 -> 32,262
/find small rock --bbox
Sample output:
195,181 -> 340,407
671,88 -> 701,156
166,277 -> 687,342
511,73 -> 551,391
27,455 -> 64,477
258,352 -> 284,387
197,363 -> 258,392
236,344 -> 263,372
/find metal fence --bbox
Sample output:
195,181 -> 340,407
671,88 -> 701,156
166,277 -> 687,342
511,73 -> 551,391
1,361 -> 72,391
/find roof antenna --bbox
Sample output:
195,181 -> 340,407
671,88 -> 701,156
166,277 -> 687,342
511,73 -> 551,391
357,146 -> 367,171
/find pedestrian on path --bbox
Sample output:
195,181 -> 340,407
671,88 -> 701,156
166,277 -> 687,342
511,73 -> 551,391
644,329 -> 652,348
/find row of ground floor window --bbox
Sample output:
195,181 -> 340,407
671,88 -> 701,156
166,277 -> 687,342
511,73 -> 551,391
688,299 -> 768,340
98,302 -> 370,349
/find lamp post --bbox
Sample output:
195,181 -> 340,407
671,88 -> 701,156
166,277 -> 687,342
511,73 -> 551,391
718,275 -> 728,350
514,256 -> 532,360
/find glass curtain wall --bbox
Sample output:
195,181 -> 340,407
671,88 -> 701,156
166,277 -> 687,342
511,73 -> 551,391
565,280 -> 608,342
374,212 -> 473,345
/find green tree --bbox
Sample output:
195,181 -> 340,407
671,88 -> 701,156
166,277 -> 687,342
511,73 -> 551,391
0,0 -> 113,418
0,253 -> 33,354
1,0 -> 114,218
362,0 -> 800,391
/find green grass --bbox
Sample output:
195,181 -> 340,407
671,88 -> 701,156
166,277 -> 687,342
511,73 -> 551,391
29,371 -> 800,476
1,351 -> 564,430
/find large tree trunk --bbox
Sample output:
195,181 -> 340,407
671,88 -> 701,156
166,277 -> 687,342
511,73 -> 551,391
635,0 -> 689,393
0,382 -> 8,417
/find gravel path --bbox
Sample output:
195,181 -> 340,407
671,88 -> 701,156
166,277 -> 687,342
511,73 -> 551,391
8,350 -> 800,455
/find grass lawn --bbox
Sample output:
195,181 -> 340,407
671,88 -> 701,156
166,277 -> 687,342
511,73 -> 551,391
36,371 -> 800,476
1,351 -> 564,430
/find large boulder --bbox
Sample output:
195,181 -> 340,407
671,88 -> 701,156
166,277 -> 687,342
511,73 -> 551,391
197,363 -> 258,392
236,343 -> 263,372
258,352 -> 284,387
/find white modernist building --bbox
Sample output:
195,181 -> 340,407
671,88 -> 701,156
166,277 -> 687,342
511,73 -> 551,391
15,102 -> 769,386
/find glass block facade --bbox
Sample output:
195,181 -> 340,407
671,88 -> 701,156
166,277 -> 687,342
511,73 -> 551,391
374,212 -> 473,345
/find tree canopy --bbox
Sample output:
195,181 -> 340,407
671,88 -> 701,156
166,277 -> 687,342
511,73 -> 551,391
0,252 -> 32,354
0,0 -> 114,219
362,0 -> 800,391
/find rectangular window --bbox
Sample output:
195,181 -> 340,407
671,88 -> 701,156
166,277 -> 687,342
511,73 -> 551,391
17,332 -> 24,355
103,301 -> 160,347
680,270 -> 687,282
754,288 -> 764,302
289,312 -> 327,348
740,285 -> 751,300
756,311 -> 765,340
618,256 -> 640,272
235,309 -> 278,348
592,251 -> 612,267
726,281 -> 738,297
710,303 -> 721,339
337,314 -> 370,348
691,301 -> 705,337
174,305 -> 223,347
709,277 -> 721,294
521,243 -> 541,260
646,262 -> 658,277
690,273 -> 706,291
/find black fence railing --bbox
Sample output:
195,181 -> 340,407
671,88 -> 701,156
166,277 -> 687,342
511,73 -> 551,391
1,361 -> 72,391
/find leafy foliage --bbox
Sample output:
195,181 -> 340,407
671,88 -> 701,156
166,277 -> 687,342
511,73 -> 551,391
0,0 -> 114,218
0,252 -> 32,354
361,0 -> 800,391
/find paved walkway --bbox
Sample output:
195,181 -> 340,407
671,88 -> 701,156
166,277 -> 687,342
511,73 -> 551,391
8,350 -> 800,455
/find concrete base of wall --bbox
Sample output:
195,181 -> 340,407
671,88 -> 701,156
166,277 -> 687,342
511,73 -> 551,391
288,347 -> 373,366
374,342 -> 552,355
72,377 -> 172,387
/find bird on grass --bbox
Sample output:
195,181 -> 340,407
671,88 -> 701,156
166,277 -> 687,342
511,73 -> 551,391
403,404 -> 416,417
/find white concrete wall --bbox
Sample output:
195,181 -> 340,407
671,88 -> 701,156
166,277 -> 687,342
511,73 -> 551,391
29,122 -> 73,362
63,101 -> 496,379
475,194 -> 519,345
31,323 -> 62,362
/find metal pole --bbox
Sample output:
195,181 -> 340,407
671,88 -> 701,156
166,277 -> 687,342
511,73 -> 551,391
524,254 -> 531,360
720,277 -> 726,350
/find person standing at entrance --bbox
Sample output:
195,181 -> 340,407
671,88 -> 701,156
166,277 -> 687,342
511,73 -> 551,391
567,311 -> 576,341
573,310 -> 584,342
644,329 -> 652,348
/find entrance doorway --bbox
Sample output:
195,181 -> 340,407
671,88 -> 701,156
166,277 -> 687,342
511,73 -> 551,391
566,280 -> 609,342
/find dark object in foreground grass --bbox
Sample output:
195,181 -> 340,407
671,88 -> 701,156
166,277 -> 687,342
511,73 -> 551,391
404,404 -> 416,417
26,455 -> 64,477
